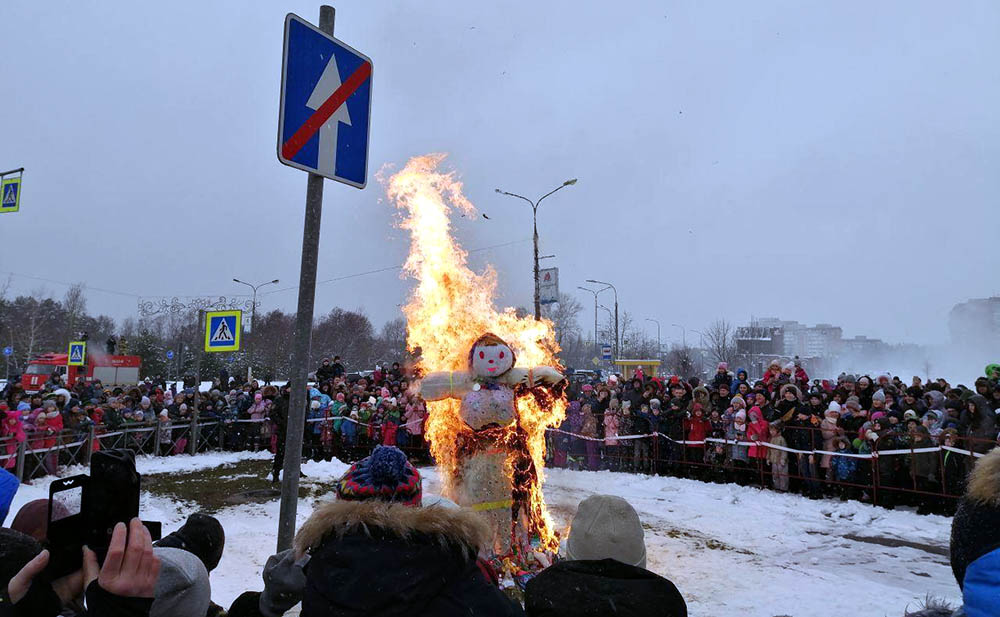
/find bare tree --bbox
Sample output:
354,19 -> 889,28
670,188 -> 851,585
704,319 -> 736,367
62,283 -> 88,342
541,293 -> 583,348
665,344 -> 695,378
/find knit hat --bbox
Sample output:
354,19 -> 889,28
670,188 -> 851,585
336,446 -> 422,506
0,528 -> 61,615
734,410 -> 747,422
718,362 -> 728,371
903,410 -> 919,421
826,402 -> 842,414
951,449 -> 1000,596
565,495 -> 646,568
150,547 -> 212,617
845,396 -> 861,410
156,512 -> 226,572
872,389 -> 886,403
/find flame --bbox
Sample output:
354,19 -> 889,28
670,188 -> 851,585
386,153 -> 565,551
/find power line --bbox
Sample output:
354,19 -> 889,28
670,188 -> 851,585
0,271 -> 141,298
1,237 -> 532,302
261,237 -> 531,297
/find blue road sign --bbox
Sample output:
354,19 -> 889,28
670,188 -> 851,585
166,350 -> 174,360
204,310 -> 241,353
601,344 -> 613,361
2,346 -> 11,356
277,13 -> 372,188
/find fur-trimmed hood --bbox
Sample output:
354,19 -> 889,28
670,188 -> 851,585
294,499 -> 490,559
965,446 -> 1000,507
293,500 -> 521,617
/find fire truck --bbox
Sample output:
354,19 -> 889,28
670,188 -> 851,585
21,352 -> 142,393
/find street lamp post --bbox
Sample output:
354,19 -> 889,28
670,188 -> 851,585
577,286 -> 602,357
586,279 -> 618,358
671,323 -> 687,347
233,278 -> 280,382
598,305 -> 614,354
645,318 -> 661,359
496,178 -> 577,320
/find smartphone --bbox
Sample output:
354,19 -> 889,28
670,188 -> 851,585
85,450 -> 141,561
46,474 -> 88,579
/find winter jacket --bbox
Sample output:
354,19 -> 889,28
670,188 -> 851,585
525,559 -> 687,617
0,467 -> 17,525
727,423 -> 749,463
820,418 -> 842,469
909,428 -> 938,480
746,411 -> 770,460
960,394 -> 997,455
682,415 -> 710,446
766,435 -> 788,466
291,500 -> 524,617
604,411 -> 620,446
830,446 -> 857,481
730,369 -> 749,394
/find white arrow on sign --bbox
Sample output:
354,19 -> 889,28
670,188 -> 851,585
306,55 -> 353,178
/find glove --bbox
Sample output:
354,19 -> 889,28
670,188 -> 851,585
258,549 -> 310,617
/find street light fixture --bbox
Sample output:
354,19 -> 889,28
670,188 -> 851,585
586,279 -> 618,358
671,323 -> 687,347
233,278 -> 280,382
645,318 -> 661,358
495,178 -> 577,320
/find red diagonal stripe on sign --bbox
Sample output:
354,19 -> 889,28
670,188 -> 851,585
281,60 -> 372,161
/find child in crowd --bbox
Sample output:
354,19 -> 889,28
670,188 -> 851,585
767,421 -> 788,492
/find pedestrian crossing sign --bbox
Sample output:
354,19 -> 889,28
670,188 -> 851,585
204,310 -> 242,353
0,177 -> 20,214
68,341 -> 87,366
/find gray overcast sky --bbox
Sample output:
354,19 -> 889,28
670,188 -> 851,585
2,1 -> 997,345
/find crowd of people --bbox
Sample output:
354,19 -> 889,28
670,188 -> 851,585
553,361 -> 1000,514
0,356 -> 431,482
2,357 -> 1000,615
3,440 -> 999,616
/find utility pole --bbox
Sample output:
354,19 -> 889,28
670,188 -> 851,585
586,279 -> 618,358
496,179 -> 576,320
233,278 -> 280,382
276,4 -> 333,553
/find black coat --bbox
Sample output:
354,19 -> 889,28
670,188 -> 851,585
525,559 -> 686,617
293,500 -> 523,617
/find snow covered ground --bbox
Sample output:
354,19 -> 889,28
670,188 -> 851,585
7,451 -> 960,616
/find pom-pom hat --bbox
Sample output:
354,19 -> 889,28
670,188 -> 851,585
336,446 -> 422,506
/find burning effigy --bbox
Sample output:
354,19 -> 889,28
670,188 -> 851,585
386,154 -> 567,565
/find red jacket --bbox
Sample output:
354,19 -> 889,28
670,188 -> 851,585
683,416 -> 711,445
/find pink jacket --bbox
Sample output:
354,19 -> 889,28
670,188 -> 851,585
404,406 -> 425,435
604,411 -> 619,446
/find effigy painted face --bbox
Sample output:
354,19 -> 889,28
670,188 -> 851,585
469,333 -> 515,379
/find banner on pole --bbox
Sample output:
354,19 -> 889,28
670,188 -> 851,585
539,267 -> 559,304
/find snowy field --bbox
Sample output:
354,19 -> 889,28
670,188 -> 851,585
8,451 -> 960,616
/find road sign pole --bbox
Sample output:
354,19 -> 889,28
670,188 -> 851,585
277,4 -> 333,553
194,310 -> 204,410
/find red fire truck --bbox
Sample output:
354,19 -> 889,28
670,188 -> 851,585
21,352 -> 142,393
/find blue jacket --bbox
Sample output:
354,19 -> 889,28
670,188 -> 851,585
963,547 -> 1000,617
0,467 -> 18,526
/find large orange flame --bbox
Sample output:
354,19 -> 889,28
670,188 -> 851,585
386,153 -> 565,551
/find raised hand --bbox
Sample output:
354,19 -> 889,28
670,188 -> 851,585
83,518 -> 161,598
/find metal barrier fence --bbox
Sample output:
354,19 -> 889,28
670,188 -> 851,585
5,415 -> 989,515
0,416 -> 433,483
544,422 -> 994,512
